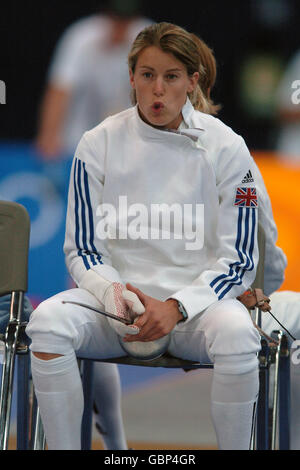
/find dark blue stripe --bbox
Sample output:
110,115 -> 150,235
74,159 -> 80,250
210,207 -> 244,289
214,208 -> 248,293
82,162 -> 103,265
217,207 -> 251,288
218,208 -> 256,299
77,160 -> 96,267
210,207 -> 256,298
73,159 -> 90,270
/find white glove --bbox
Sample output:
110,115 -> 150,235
79,269 -> 145,337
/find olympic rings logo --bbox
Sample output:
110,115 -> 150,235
0,172 -> 64,248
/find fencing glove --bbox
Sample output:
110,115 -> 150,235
79,269 -> 145,337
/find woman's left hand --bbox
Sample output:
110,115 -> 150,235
122,283 -> 182,342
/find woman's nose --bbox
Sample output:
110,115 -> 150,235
153,77 -> 165,96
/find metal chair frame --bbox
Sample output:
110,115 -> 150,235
0,201 -> 32,450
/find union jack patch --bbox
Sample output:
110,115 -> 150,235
234,187 -> 258,208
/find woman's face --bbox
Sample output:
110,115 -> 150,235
129,46 -> 199,130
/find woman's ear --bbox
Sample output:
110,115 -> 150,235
129,69 -> 135,89
188,71 -> 200,93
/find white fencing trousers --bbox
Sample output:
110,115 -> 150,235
26,288 -> 261,374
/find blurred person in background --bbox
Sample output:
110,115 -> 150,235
35,0 -> 152,160
34,0 -> 152,450
235,0 -> 292,151
275,49 -> 300,163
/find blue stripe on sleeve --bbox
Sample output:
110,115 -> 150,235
219,207 -> 251,286
218,208 -> 256,299
82,162 -> 103,265
210,207 -> 256,299
77,160 -> 97,267
73,158 -> 90,270
210,207 -> 244,289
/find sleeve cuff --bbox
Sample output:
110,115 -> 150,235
90,264 -> 124,284
168,285 -> 219,322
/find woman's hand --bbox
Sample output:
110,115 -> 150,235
122,283 -> 182,343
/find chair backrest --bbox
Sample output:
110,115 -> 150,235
0,201 -> 30,296
252,221 -> 266,290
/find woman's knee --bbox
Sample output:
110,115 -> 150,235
205,299 -> 261,357
27,297 -> 64,334
26,296 -> 77,355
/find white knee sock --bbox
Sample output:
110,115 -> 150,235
31,351 -> 84,450
211,356 -> 259,450
93,363 -> 127,450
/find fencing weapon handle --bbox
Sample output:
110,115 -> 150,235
61,301 -> 132,325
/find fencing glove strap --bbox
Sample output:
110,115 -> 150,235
79,269 -> 145,337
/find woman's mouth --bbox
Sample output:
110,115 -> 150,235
151,102 -> 164,113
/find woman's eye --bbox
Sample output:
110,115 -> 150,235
166,74 -> 177,80
143,72 -> 152,78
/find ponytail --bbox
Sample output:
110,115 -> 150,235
189,33 -> 221,115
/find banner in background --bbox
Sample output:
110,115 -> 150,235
253,152 -> 300,292
0,142 -> 72,307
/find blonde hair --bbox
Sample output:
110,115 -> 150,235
128,22 -> 220,115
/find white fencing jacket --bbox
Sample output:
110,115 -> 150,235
64,99 -> 286,322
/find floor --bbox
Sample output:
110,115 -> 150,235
92,365 -> 218,450
7,362 -> 218,450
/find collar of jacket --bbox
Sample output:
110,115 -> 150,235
134,98 -> 205,146
176,98 -> 206,151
